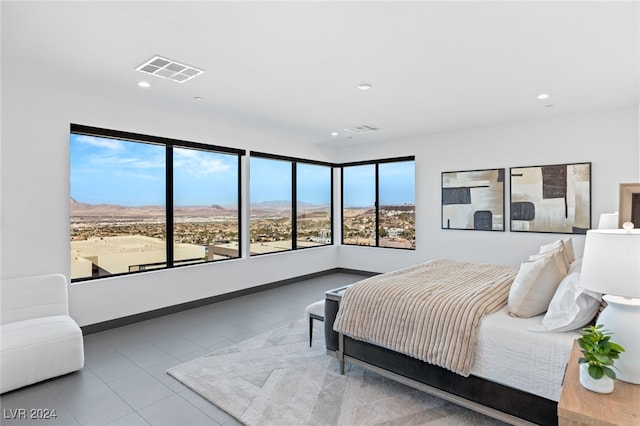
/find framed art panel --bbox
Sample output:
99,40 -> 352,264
442,168 -> 505,231
510,162 -> 591,234
619,183 -> 640,228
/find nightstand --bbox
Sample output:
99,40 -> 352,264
558,342 -> 640,425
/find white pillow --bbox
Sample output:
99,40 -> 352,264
508,251 -> 567,318
568,257 -> 583,274
538,271 -> 601,332
528,251 -> 570,272
562,237 -> 576,263
538,240 -> 570,270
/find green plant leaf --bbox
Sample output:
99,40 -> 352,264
578,323 -> 625,374
603,367 -> 617,380
589,365 -> 604,380
609,342 -> 625,352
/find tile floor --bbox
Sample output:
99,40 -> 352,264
0,272 -> 365,426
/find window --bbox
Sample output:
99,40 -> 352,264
342,165 -> 376,246
173,147 -> 240,263
296,163 -> 332,248
341,157 -> 415,249
70,125 -> 243,282
249,157 -> 293,254
379,160 -> 416,249
250,153 -> 333,255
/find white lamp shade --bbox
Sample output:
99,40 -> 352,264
580,228 -> 640,297
597,212 -> 619,229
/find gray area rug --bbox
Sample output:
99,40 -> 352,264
167,320 -> 507,426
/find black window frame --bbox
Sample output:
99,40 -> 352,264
249,151 -> 334,255
70,124 -> 245,283
340,156 -> 415,250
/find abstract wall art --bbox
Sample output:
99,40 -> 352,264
442,168 -> 505,231
510,162 -> 591,234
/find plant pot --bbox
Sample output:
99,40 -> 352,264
579,364 -> 614,394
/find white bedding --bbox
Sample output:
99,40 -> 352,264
470,306 -> 578,401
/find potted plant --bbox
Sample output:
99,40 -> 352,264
577,324 -> 625,393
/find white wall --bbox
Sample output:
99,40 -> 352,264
1,65 -> 339,327
2,59 -> 638,326
337,107 -> 639,273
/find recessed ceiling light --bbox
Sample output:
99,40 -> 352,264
136,55 -> 204,84
537,93 -> 550,100
357,83 -> 372,91
137,81 -> 151,88
331,132 -> 339,136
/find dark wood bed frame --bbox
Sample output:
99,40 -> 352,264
324,289 -> 559,426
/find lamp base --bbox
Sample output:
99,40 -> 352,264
596,295 -> 640,384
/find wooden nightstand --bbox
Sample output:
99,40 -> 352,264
558,342 -> 640,425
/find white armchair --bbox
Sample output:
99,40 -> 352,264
1,273 -> 84,393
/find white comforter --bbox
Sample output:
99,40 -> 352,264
471,306 -> 578,401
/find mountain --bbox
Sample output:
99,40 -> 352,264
70,197 -> 330,217
70,198 -> 236,217
249,200 -> 330,216
380,204 -> 415,212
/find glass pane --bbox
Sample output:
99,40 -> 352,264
70,134 -> 166,280
342,165 -> 376,246
250,157 -> 292,255
297,163 -> 331,247
379,161 -> 416,249
173,148 -> 240,264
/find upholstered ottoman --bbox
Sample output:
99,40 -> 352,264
304,300 -> 325,347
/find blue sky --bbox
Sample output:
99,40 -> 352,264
249,158 -> 331,205
343,165 -> 375,207
343,162 -> 415,207
379,161 -> 416,205
70,134 -> 238,206
249,157 -> 292,203
71,134 -> 414,207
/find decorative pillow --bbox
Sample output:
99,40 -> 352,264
568,257 -> 582,274
508,251 -> 567,318
538,240 -> 570,270
528,251 -> 570,272
539,271 -> 601,332
562,237 -> 576,263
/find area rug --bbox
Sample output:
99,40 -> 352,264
167,320 -> 506,426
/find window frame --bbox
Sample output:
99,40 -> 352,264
249,151 -> 334,255
340,156 -> 415,250
70,124 -> 245,283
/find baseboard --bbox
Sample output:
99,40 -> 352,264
80,267 -> 375,335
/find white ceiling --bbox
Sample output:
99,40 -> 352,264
2,1 -> 639,147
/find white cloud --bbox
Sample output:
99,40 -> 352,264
104,156 -> 167,175
174,148 -> 232,175
75,135 -> 124,151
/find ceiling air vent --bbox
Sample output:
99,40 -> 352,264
344,124 -> 380,134
135,55 -> 204,83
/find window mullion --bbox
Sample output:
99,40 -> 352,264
292,162 -> 297,250
340,167 -> 345,245
237,154 -> 244,259
375,163 -> 380,247
331,166 -> 335,245
166,146 -> 174,268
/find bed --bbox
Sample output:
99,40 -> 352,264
324,246 -> 600,426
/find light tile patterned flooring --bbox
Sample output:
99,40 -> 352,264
0,272 -> 364,426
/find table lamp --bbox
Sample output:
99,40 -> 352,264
597,212 -> 619,229
580,222 -> 640,384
